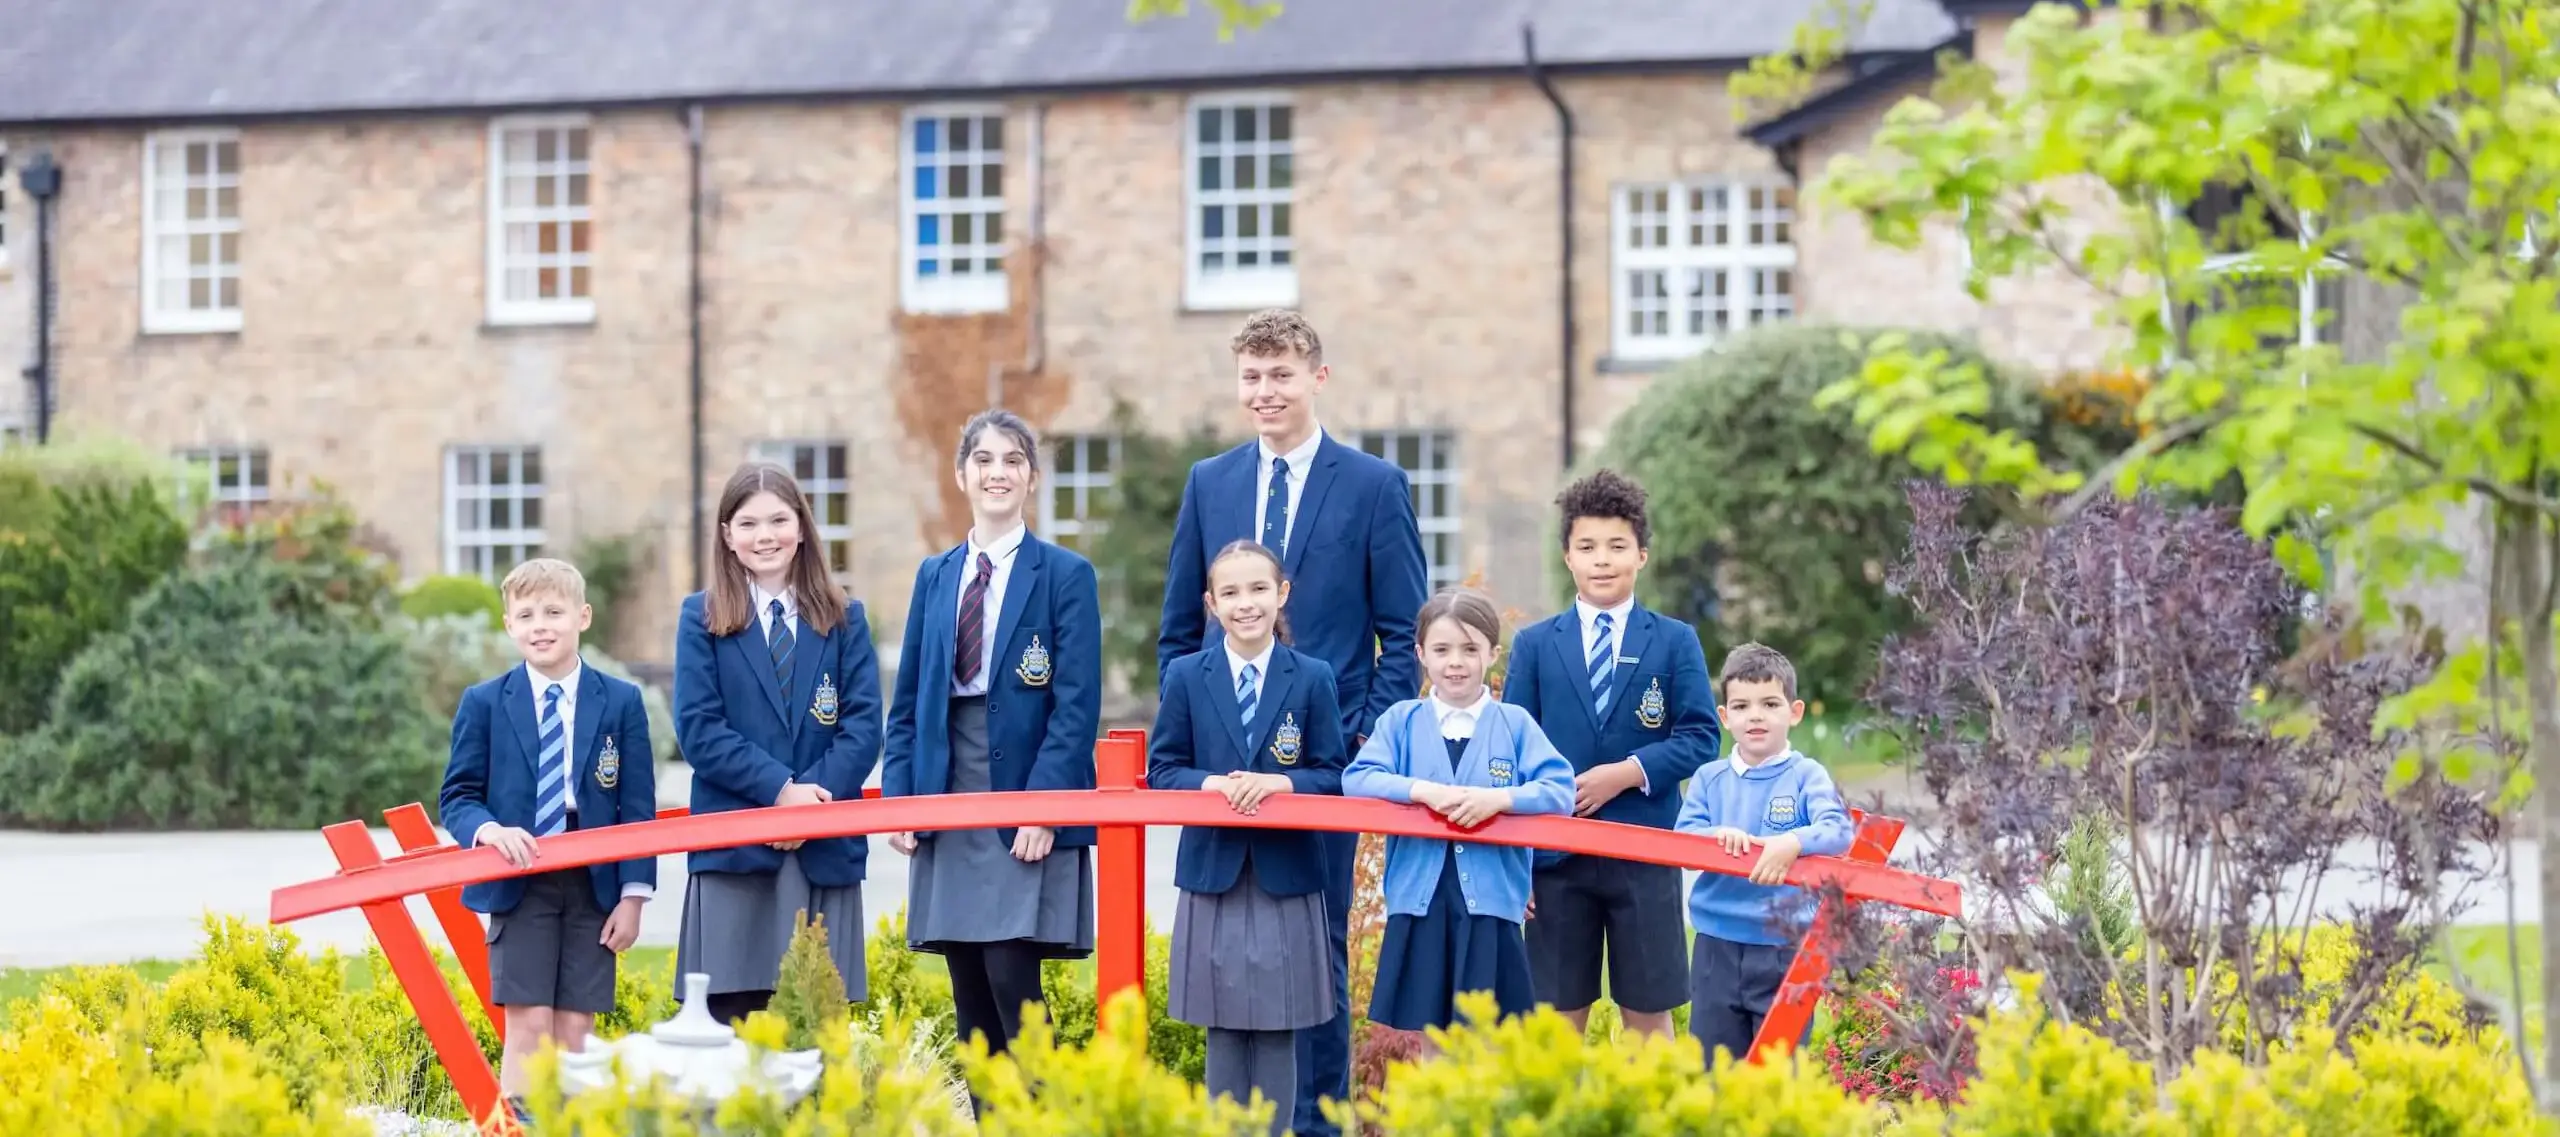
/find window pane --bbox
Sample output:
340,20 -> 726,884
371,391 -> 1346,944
519,449 -> 542,486
980,161 -> 1002,198
1269,105 -> 1292,141
1196,106 -> 1221,144
1198,156 -> 1221,192
981,117 -> 1004,151
1271,203 -> 1290,238
951,117 -> 972,150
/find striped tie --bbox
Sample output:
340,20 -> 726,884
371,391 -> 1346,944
533,683 -> 569,837
767,598 -> 794,687
1237,663 -> 1260,734
1261,458 -> 1291,557
954,553 -> 994,686
1588,612 -> 1616,718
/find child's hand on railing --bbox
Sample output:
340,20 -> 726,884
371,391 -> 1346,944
1439,787 -> 1512,829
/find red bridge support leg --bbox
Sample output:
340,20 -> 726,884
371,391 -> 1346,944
1094,729 -> 1148,1029
1746,811 -> 1906,1065
382,803 -> 503,1041
321,821 -> 514,1135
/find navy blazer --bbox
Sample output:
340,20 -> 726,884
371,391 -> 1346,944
1157,433 -> 1429,741
1503,604 -> 1719,843
438,662 -> 660,915
883,531 -> 1103,848
1148,645 -> 1347,898
673,590 -> 884,887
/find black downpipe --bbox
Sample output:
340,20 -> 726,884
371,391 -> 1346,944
19,151 -> 60,444
684,105 -> 706,591
1521,26 -> 1576,472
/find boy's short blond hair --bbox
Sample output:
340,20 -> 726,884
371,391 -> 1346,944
500,557 -> 588,607
1229,307 -> 1324,367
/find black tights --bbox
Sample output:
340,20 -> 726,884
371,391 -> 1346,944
705,989 -> 771,1026
944,940 -> 1050,1057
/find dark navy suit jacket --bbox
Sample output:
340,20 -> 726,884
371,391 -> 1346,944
439,662 -> 660,915
673,591 -> 884,887
1503,604 -> 1719,853
1157,433 -> 1429,741
883,531 -> 1103,848
1149,644 -> 1346,898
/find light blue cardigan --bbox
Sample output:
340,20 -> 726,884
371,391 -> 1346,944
1343,696 -> 1575,924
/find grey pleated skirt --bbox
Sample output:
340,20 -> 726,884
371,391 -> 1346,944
1169,858 -> 1336,1032
676,851 -> 868,1001
906,696 -> 1096,957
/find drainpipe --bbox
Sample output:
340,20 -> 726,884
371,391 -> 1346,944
684,105 -> 706,591
19,150 -> 60,444
1521,25 -> 1577,472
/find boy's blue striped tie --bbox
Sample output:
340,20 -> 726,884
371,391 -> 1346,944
1587,612 -> 1616,718
1237,663 -> 1260,734
533,683 -> 569,837
768,598 -> 794,687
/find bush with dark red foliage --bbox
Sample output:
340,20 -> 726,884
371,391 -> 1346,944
1824,485 -> 2500,1088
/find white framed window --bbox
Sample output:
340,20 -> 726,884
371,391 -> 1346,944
486,116 -> 593,326
901,106 -> 1008,314
2177,182 -> 2344,353
141,130 -> 243,334
1357,430 -> 1461,590
1044,434 -> 1119,554
1186,93 -> 1296,310
753,440 -> 853,577
445,445 -> 546,580
1611,182 -> 1797,361
176,446 -> 271,511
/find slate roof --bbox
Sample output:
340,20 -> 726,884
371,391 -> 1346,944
0,0 -> 1960,126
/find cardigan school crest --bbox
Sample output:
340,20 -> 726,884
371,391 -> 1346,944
1016,635 -> 1053,687
1766,794 -> 1798,829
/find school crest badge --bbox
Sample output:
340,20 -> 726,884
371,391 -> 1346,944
1271,712 -> 1303,766
595,734 -> 622,790
811,674 -> 840,727
1016,635 -> 1053,688
1636,677 -> 1667,729
1488,758 -> 1515,786
1765,794 -> 1798,829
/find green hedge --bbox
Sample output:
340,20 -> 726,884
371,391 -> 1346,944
0,461 -> 188,734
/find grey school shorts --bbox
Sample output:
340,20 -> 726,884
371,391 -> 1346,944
488,868 -> 619,1014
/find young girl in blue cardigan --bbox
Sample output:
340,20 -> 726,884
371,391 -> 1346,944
1344,585 -> 1574,1046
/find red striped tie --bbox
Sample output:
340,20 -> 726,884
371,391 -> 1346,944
954,552 -> 994,685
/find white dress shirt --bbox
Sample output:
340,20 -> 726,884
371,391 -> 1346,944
1431,686 -> 1493,739
952,522 -> 1028,697
1252,425 -> 1325,553
752,581 -> 800,640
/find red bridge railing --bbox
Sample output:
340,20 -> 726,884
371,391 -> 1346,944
271,731 -> 1957,1134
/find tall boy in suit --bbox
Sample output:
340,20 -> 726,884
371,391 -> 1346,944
439,558 -> 659,1115
1158,308 -> 1430,1136
1503,470 -> 1718,1039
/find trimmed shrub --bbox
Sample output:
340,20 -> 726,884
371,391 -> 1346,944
0,468 -> 188,734
1592,323 -> 2133,705
398,574 -> 504,629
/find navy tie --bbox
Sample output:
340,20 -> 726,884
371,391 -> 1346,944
767,599 -> 794,688
1261,457 -> 1291,556
1588,612 -> 1616,718
533,683 -> 569,837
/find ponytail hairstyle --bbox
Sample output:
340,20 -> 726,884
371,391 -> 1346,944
1207,539 -> 1294,646
706,460 -> 849,637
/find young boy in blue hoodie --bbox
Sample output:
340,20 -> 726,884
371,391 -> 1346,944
1674,641 -> 1853,1066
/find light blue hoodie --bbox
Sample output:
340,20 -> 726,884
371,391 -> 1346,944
1673,749 -> 1854,946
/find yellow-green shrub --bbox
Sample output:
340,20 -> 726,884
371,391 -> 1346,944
2208,925 -> 2482,1050
966,991 -> 1268,1136
0,995 -> 364,1137
1353,991 -> 1880,1136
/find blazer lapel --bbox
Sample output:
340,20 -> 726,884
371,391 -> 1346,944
1282,437 -> 1344,576
1244,650 -> 1300,756
1605,609 -> 1659,729
741,612 -> 791,726
991,536 -> 1043,678
1205,652 -> 1253,762
788,611 -> 830,737
917,549 -> 962,701
1546,613 -> 1604,735
571,664 -> 606,787
1212,444 -> 1258,549
502,669 -> 542,776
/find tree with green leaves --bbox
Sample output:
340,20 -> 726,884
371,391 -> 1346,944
1078,401 -> 1233,697
1764,0 -> 2560,1096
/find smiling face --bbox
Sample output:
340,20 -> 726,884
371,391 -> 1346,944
1235,349 -> 1327,450
1419,615 -> 1497,707
1721,677 -> 1806,764
721,489 -> 803,589
1564,515 -> 1648,610
504,586 -> 591,677
955,419 -> 1037,530
1207,548 -> 1290,652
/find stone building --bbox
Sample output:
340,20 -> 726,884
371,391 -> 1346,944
0,0 -> 2112,669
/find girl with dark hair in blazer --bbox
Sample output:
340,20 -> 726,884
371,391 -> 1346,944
883,409 -> 1102,1068
674,461 -> 884,1025
1150,539 -> 1345,1133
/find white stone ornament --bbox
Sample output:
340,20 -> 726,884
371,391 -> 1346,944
556,972 -> 823,1108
